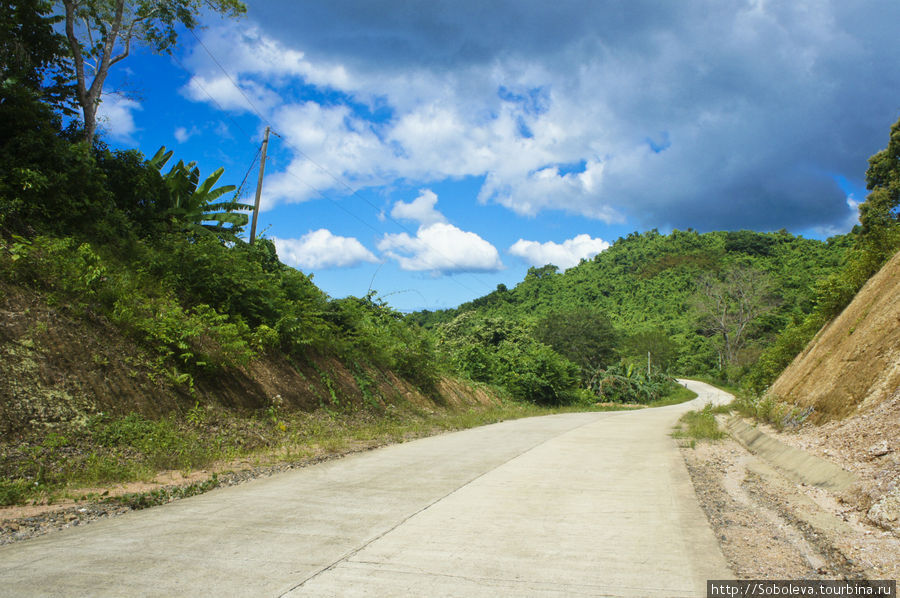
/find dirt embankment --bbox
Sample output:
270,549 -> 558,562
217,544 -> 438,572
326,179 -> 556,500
682,251 -> 900,580
771,249 -> 900,421
0,281 -> 496,438
765,248 -> 900,534
683,438 -> 900,581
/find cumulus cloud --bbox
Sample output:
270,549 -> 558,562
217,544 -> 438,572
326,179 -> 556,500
273,230 -> 378,270
96,93 -> 141,142
509,234 -> 610,270
390,189 -> 447,226
182,1 -> 900,232
378,223 -> 503,274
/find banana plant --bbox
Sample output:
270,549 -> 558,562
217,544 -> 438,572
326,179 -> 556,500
149,146 -> 253,239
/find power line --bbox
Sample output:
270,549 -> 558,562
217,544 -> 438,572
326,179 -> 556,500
170,51 -> 258,145
187,28 -> 271,125
233,143 -> 262,201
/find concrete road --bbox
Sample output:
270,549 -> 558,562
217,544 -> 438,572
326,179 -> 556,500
0,380 -> 731,597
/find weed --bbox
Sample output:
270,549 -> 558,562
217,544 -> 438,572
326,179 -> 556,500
672,403 -> 725,444
311,362 -> 341,409
0,479 -> 30,506
186,401 -> 205,427
163,366 -> 194,394
107,474 -> 220,510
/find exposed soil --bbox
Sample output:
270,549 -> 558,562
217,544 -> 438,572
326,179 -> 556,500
769,387 -> 900,528
682,437 -> 900,581
1,281 -> 489,439
771,250 -> 900,421
687,248 -> 900,578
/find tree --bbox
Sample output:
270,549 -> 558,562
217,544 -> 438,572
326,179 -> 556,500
59,0 -> 245,140
533,308 -> 618,382
149,146 -> 251,239
1,0 -> 74,111
525,264 -> 559,280
622,329 -> 679,372
861,117 -> 900,236
855,117 -> 900,273
694,266 -> 776,370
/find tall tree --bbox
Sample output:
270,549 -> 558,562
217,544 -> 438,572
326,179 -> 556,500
861,117 -> 900,235
1,0 -> 74,111
855,117 -> 900,271
694,266 -> 776,370
59,0 -> 245,140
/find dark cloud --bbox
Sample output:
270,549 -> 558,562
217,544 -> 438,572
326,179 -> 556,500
248,0 -> 685,70
242,0 -> 900,233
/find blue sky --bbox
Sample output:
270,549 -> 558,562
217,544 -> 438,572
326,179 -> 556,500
90,0 -> 900,312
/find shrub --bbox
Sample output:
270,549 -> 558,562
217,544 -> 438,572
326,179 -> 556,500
590,360 -> 677,404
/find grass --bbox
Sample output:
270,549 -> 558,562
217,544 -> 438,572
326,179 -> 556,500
0,399 -> 637,507
671,403 -> 728,448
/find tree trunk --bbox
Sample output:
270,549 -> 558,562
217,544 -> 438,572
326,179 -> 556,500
79,88 -> 100,141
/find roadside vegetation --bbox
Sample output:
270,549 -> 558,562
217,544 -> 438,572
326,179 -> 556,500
0,398 -> 648,507
648,385 -> 697,407
672,403 -> 731,448
415,115 -> 900,400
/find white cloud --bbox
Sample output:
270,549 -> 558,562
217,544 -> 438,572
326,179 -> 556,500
509,234 -> 610,270
174,125 -> 201,143
378,222 -> 503,274
390,189 -> 447,226
273,230 -> 378,270
187,23 -> 352,90
179,3 -> 900,232
96,93 -> 141,141
259,101 -> 389,209
183,74 -> 281,114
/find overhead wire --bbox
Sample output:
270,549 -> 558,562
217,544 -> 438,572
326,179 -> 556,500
170,51 -> 258,145
232,143 -> 262,201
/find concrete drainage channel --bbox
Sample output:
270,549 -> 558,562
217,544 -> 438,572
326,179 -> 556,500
717,414 -> 857,492
697,414 -> 895,581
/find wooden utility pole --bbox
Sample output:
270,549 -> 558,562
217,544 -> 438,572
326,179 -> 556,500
249,126 -> 270,245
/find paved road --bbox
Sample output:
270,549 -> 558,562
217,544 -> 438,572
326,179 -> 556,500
0,380 -> 732,597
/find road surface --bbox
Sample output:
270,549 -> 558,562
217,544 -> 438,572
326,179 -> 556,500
0,380 -> 732,597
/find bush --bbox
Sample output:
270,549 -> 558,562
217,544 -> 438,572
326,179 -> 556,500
0,479 -> 30,506
673,403 -> 725,443
590,360 -> 677,404
436,313 -> 579,404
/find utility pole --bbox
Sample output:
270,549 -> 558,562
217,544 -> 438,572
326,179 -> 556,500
250,126 -> 270,245
648,351 -> 651,377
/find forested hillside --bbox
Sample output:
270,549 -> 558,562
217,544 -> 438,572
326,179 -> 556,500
5,0 -> 899,412
413,229 -> 852,383
413,115 -> 900,396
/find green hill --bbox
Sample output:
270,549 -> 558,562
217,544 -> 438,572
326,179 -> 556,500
412,229 -> 852,381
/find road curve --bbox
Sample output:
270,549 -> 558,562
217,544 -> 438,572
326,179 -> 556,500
0,380 -> 731,597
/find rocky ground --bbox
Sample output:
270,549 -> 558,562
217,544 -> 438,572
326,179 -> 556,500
774,387 -> 900,533
682,435 -> 899,581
